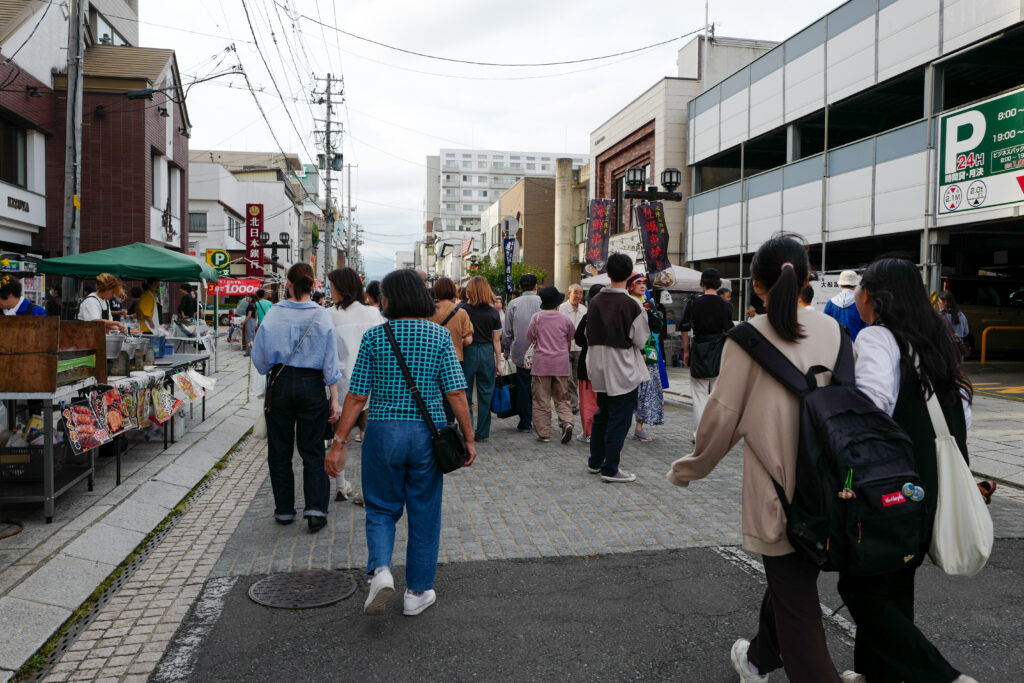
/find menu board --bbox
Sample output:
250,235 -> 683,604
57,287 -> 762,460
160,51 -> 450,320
61,399 -> 112,455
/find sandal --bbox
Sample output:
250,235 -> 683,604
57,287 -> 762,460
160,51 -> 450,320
634,429 -> 654,442
354,433 -> 363,443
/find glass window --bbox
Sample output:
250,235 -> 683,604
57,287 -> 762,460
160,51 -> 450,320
462,189 -> 472,196
493,161 -> 504,168
445,189 -> 455,196
461,161 -> 471,168
95,13 -> 128,46
480,190 -> 487,197
462,154 -> 472,159
228,216 -> 241,242
446,203 -> 455,210
0,120 -> 26,188
446,153 -> 455,158
477,154 -> 486,159
492,155 -> 503,160
510,155 -> 520,160
478,161 -> 487,168
542,165 -> 550,171
526,156 -> 535,161
188,212 -> 207,233
526,163 -> 536,170
477,176 -> 486,182
463,204 -> 473,211
541,157 -> 550,161
462,175 -> 469,181
511,163 -> 520,169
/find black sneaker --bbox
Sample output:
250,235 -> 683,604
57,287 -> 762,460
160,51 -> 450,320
560,422 -> 573,444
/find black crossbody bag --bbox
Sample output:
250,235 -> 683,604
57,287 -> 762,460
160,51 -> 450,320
383,322 -> 468,474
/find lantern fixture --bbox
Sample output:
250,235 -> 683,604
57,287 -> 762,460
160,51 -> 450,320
661,168 -> 682,193
625,166 -> 647,191
260,231 -> 270,244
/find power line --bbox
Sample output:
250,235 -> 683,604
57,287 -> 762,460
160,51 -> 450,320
280,3 -> 703,68
2,0 -> 52,65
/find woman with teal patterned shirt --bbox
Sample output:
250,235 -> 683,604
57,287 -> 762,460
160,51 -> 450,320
326,269 -> 477,617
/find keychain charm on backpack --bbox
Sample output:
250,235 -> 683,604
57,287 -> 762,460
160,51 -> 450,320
902,482 -> 925,502
838,469 -> 856,500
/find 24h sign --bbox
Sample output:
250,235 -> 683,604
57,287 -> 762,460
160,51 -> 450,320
939,85 -> 1024,215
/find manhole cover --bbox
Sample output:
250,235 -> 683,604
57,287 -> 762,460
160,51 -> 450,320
248,570 -> 357,609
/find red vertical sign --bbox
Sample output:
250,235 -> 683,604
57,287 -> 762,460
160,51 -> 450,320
246,204 -> 264,278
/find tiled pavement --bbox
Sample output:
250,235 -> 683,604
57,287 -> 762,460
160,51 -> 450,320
38,393 -> 1024,681
0,345 -> 260,681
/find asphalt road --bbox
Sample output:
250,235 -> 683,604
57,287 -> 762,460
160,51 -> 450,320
157,541 -> 1024,682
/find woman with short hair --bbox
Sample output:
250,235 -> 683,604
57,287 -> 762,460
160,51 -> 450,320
77,273 -> 128,332
325,269 -> 477,617
253,263 -> 342,533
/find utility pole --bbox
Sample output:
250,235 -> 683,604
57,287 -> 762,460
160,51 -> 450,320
61,0 -> 85,307
346,163 -> 352,271
313,73 -> 343,279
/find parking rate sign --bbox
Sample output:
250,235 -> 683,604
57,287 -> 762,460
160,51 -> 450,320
939,86 -> 1024,215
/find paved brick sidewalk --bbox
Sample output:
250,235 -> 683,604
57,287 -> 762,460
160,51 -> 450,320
40,437 -> 266,682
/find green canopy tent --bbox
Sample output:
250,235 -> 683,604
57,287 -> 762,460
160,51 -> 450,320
39,242 -> 224,369
37,242 -> 221,282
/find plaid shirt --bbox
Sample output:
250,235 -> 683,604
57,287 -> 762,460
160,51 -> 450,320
349,320 -> 467,425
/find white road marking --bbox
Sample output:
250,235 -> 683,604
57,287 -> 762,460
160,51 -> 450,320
150,576 -> 238,683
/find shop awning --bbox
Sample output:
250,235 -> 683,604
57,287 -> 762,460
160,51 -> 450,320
38,242 -> 221,282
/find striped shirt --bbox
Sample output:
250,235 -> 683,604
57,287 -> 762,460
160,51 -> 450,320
349,320 -> 467,425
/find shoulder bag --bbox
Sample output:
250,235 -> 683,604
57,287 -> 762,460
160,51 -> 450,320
253,312 -> 319,439
926,389 -> 993,576
383,322 -> 468,474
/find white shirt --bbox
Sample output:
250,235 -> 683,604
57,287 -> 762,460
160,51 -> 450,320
328,301 -> 385,396
77,293 -> 108,322
558,300 -> 587,352
854,324 -> 971,429
2,297 -> 24,316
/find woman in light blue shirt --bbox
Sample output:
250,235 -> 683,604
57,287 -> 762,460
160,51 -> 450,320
253,264 -> 341,532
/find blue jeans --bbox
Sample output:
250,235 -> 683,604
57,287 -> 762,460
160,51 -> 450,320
362,420 -> 443,592
515,366 -> 532,430
462,343 -> 496,439
265,367 -> 330,519
588,388 -> 638,476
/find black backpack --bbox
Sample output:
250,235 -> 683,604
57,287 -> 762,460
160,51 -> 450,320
727,322 -> 928,576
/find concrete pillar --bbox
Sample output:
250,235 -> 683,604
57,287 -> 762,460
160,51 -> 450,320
553,158 -> 574,291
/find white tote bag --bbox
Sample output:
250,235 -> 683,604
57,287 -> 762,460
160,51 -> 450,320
926,392 -> 993,576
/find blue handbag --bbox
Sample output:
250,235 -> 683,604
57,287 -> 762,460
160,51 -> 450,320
491,385 -> 512,416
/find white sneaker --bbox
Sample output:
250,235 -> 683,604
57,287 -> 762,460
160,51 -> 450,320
576,434 -> 591,443
403,588 -> 437,616
730,638 -> 769,682
363,567 -> 394,615
953,676 -> 979,683
841,672 -> 865,683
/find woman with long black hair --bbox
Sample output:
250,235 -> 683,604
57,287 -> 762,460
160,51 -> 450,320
668,235 -> 843,682
841,258 -> 978,683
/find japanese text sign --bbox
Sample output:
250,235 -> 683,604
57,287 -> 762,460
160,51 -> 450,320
206,278 -> 261,297
939,85 -> 1024,215
245,204 -> 264,277
585,199 -> 613,275
502,237 -> 516,301
634,201 -> 671,277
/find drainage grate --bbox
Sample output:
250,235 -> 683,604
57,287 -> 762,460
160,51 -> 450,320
248,570 -> 358,609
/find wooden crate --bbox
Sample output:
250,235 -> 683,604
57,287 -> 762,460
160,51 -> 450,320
0,318 -> 106,393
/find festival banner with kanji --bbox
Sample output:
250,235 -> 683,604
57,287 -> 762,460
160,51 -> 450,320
634,201 -> 671,276
245,204 -> 264,278
502,237 -> 516,301
584,199 -> 613,275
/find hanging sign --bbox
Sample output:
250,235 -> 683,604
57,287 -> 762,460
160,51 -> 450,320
584,199 -> 613,276
206,278 -> 261,297
245,204 -> 264,277
502,237 -> 516,301
635,201 -> 672,279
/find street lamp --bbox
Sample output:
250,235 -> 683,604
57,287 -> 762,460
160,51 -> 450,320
625,166 -> 647,191
279,232 -> 290,247
661,168 -> 682,193
260,231 -> 270,244
623,166 -> 684,202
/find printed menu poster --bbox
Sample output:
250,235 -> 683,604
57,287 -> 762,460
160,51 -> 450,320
61,399 -> 112,455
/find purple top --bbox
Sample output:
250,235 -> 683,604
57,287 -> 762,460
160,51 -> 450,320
526,310 -> 575,377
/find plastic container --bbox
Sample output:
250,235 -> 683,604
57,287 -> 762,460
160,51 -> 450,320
164,343 -> 174,356
105,334 -> 125,359
142,334 -> 166,358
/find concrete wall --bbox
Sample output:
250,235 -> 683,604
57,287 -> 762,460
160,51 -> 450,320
499,177 -> 556,285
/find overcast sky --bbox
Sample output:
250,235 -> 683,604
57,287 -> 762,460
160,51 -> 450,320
141,0 -> 845,279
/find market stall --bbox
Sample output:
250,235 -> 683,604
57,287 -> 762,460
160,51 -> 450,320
0,246 -> 221,521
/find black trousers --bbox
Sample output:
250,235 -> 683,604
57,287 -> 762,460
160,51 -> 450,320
266,366 -> 330,519
748,552 -> 840,683
838,566 -> 960,683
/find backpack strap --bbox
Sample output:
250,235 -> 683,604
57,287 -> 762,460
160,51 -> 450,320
830,326 -> 855,386
726,322 -> 814,398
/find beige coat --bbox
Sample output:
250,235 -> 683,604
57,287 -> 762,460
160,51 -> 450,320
667,308 -> 842,556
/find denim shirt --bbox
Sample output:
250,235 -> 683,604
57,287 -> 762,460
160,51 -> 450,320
251,300 -> 341,386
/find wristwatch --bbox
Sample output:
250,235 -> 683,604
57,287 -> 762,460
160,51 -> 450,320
333,435 -> 349,445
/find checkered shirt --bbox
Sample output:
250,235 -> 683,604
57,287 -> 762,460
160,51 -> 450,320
349,320 -> 467,425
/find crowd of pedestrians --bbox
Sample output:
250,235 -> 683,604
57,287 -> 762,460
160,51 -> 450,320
245,245 -> 983,683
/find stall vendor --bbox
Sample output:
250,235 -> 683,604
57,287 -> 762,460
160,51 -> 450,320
137,277 -> 162,333
0,274 -> 46,316
77,273 -> 128,332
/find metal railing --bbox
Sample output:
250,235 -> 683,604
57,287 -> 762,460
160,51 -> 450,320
980,326 -> 1024,364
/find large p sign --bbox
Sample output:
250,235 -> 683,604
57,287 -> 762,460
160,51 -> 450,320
944,110 -> 986,172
